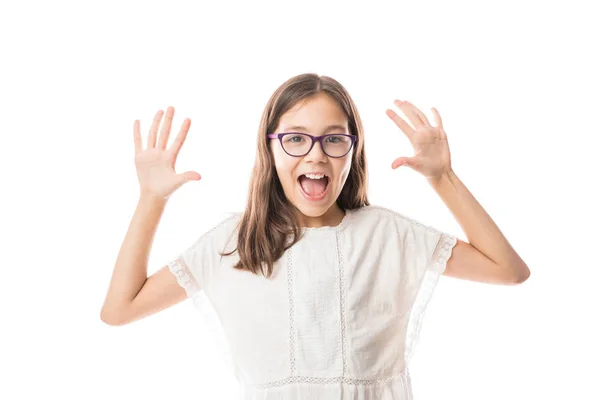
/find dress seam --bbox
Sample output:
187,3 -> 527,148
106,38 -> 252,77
335,229 -> 348,376
286,249 -> 297,376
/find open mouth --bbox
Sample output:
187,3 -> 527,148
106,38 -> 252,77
297,173 -> 330,200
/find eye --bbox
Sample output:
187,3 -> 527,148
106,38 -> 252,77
286,135 -> 306,143
326,135 -> 347,143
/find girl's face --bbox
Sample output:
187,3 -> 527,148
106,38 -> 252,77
270,92 -> 353,227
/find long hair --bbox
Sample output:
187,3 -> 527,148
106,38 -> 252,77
221,73 -> 370,278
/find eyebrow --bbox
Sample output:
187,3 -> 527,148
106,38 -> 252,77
281,124 -> 347,133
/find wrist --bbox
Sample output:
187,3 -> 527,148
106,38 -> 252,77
139,190 -> 168,207
428,168 -> 455,187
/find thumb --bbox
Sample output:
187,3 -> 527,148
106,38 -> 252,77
391,157 -> 414,169
178,171 -> 202,184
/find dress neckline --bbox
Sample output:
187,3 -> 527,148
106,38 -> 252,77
301,208 -> 353,233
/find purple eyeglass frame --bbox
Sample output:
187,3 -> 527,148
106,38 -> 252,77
267,132 -> 357,158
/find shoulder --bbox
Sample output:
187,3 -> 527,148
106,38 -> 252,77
349,206 -> 456,264
191,212 -> 242,251
348,205 -> 445,237
215,211 -> 243,232
348,204 -> 423,227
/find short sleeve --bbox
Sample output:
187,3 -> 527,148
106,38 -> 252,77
166,213 -> 243,390
167,213 -> 241,300
402,216 -> 458,363
408,220 -> 458,277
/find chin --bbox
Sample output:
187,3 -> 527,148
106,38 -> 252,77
293,203 -> 332,217
292,191 -> 340,218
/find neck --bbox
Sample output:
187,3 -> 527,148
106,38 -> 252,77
297,204 -> 346,228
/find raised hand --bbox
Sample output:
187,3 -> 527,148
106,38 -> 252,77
385,100 -> 453,184
133,106 -> 201,200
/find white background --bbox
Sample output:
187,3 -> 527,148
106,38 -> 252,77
1,0 -> 599,399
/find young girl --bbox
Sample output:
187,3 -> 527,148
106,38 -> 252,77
101,73 -> 530,399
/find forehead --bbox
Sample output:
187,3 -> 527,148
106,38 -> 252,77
278,93 -> 348,132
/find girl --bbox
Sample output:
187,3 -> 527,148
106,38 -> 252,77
101,73 -> 530,399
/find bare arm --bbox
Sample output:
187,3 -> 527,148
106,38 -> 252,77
100,106 -> 201,326
100,194 -> 187,326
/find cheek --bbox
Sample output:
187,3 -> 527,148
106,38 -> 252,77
271,149 -> 297,186
335,158 -> 353,183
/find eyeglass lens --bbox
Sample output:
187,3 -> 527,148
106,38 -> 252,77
282,133 -> 352,157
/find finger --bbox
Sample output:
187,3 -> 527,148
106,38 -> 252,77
179,171 -> 202,182
431,107 -> 447,138
391,156 -> 414,169
431,107 -> 443,128
158,106 -> 175,150
401,100 -> 430,127
170,118 -> 192,162
147,109 -> 164,149
173,171 -> 201,193
385,108 -> 414,140
393,100 -> 423,129
133,119 -> 142,155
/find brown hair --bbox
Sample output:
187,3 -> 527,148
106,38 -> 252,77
221,73 -> 370,278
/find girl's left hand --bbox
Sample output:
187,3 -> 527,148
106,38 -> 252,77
385,100 -> 453,184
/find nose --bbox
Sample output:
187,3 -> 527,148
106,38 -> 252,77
304,139 -> 328,162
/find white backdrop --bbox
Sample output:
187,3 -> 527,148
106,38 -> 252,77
1,0 -> 599,399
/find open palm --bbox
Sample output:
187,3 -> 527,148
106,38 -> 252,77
133,106 -> 201,199
385,100 -> 452,183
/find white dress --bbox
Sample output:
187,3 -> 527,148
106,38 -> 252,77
168,205 -> 458,399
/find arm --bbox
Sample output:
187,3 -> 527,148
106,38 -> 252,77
101,106 -> 201,325
100,193 -> 186,326
430,170 -> 530,285
385,100 -> 529,285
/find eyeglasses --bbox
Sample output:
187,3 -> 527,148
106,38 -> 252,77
267,132 -> 357,158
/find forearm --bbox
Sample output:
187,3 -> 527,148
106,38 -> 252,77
429,170 -> 529,275
101,193 -> 168,321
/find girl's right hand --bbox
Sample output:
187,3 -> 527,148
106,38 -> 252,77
133,106 -> 201,200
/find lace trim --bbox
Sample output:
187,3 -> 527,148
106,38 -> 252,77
335,229 -> 348,375
300,208 -> 353,232
286,249 -> 297,375
251,369 -> 409,389
405,233 -> 457,363
431,233 -> 457,274
168,257 -> 201,298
